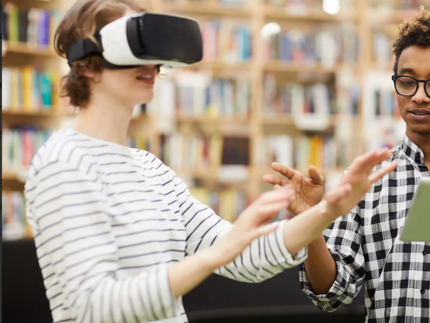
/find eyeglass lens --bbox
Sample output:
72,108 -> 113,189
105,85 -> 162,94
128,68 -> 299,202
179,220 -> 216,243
395,76 -> 430,97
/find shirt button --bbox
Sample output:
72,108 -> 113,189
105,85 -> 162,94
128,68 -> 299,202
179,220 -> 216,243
423,250 -> 428,256
420,289 -> 425,295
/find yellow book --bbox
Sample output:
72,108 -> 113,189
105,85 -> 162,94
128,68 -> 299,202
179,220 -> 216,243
310,136 -> 324,170
209,134 -> 223,170
22,66 -> 34,112
189,187 -> 210,206
219,189 -> 236,223
134,133 -> 147,150
49,71 -> 60,112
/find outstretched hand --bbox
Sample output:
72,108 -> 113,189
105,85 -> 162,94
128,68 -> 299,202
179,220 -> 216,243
211,185 -> 295,268
263,163 -> 325,215
323,148 -> 398,218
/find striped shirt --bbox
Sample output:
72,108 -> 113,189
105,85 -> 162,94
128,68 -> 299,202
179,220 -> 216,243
25,128 -> 307,323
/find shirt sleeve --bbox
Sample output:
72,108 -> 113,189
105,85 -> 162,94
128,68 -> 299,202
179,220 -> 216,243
25,160 -> 179,323
298,205 -> 366,312
170,169 -> 307,283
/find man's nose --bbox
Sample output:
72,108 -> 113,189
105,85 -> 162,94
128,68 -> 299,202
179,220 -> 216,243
412,82 -> 430,104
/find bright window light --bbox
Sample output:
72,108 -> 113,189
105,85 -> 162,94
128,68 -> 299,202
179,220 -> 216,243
323,0 -> 340,15
261,22 -> 281,40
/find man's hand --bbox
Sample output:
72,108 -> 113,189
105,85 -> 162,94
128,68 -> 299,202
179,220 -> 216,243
263,163 -> 325,215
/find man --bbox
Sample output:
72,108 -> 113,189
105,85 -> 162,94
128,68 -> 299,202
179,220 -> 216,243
263,7 -> 430,323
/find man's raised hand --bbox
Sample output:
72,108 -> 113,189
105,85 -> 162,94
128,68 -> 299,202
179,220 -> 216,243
263,163 -> 325,215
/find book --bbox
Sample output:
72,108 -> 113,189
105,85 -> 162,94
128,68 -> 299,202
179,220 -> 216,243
161,134 -> 251,172
175,70 -> 251,117
2,4 -> 61,47
2,128 -> 52,174
264,25 -> 359,67
2,66 -> 58,111
264,73 -> 336,121
189,186 -> 249,222
2,191 -> 32,241
202,20 -> 251,63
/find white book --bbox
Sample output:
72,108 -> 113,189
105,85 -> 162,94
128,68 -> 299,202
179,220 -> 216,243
2,68 -> 11,109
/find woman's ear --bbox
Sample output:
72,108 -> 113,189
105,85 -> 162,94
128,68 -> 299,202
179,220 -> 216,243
82,68 -> 102,83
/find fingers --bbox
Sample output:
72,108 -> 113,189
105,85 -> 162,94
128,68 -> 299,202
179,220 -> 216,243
262,174 -> 288,186
271,162 -> 296,180
352,148 -> 392,174
325,183 -> 352,204
259,185 -> 295,204
368,160 -> 398,183
308,165 -> 324,185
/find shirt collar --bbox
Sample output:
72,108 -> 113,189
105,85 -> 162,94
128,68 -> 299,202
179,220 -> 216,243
401,134 -> 425,166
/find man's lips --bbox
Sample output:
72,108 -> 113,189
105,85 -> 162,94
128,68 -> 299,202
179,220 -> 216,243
408,108 -> 430,115
407,108 -> 430,121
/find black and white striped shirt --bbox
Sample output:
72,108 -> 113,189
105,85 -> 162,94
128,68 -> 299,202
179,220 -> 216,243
300,134 -> 430,323
25,128 -> 307,323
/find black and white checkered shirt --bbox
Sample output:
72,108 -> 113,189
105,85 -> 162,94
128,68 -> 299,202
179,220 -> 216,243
299,134 -> 430,323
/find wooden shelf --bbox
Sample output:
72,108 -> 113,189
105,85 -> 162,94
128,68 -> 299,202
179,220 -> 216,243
160,3 -> 253,17
191,61 -> 254,70
2,170 -> 27,184
264,61 -> 356,73
262,115 -> 294,125
264,7 -> 358,22
3,41 -> 57,57
367,9 -> 420,23
176,115 -> 250,123
2,171 -> 19,181
2,109 -> 63,117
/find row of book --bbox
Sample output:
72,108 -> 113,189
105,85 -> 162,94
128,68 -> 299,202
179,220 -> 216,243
2,128 -> 52,174
370,0 -> 430,10
160,134 -> 249,171
263,26 -> 359,67
2,191 -> 31,241
258,135 -> 339,171
2,3 -> 61,46
264,73 -> 335,116
127,133 -> 150,151
373,32 -> 396,68
164,0 -> 248,6
374,89 -> 401,117
2,67 -> 60,112
202,20 -> 251,63
265,0 -> 355,13
189,187 -> 249,223
175,71 -> 251,117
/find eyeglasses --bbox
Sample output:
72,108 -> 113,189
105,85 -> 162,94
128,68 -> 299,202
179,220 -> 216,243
392,75 -> 430,98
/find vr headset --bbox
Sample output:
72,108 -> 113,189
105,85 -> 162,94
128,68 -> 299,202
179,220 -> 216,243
67,12 -> 203,69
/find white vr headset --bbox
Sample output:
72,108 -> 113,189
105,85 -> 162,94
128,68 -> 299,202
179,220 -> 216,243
67,12 -> 203,69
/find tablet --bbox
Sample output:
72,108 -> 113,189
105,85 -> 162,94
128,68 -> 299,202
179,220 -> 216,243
400,178 -> 430,242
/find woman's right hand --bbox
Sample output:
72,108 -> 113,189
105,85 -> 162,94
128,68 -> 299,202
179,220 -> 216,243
323,148 -> 398,219
207,185 -> 296,269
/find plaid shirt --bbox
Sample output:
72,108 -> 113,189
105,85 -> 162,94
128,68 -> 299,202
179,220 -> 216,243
299,134 -> 430,323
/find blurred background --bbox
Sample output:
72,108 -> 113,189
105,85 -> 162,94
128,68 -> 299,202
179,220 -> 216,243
2,0 -> 428,322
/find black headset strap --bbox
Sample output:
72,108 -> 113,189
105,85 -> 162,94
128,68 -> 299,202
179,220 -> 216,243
67,33 -> 102,65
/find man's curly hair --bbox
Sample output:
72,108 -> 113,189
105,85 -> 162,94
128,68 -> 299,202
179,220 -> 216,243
393,6 -> 430,73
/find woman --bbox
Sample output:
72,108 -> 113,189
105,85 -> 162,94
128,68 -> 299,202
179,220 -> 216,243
24,1 -> 397,322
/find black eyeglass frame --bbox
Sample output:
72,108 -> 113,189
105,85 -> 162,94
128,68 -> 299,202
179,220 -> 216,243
392,74 -> 430,98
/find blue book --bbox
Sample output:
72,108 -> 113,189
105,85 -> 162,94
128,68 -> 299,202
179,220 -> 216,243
40,72 -> 52,108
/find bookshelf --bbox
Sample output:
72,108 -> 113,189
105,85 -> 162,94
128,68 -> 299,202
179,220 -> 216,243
2,0 -> 427,240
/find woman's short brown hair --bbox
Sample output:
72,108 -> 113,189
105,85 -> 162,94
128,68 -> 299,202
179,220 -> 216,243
54,0 -> 147,108
393,6 -> 430,74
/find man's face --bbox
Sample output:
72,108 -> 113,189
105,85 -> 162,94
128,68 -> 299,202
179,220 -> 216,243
396,45 -> 430,136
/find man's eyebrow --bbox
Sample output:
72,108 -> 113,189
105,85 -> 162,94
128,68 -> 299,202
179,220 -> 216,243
398,67 -> 416,74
